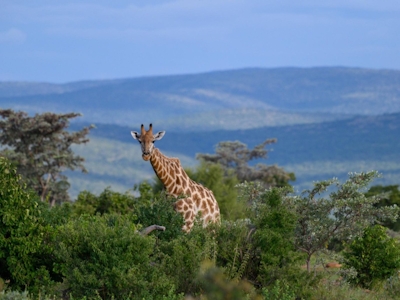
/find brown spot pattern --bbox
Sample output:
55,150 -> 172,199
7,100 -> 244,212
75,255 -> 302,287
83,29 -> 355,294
148,146 -> 220,231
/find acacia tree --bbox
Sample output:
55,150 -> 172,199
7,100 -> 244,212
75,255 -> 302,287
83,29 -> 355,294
197,139 -> 294,188
294,171 -> 400,272
0,109 -> 93,205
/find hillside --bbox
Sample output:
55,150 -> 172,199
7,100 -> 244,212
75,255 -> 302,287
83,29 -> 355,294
67,112 -> 400,197
2,67 -> 400,131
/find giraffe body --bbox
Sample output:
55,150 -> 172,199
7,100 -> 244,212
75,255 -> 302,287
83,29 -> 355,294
131,124 -> 220,232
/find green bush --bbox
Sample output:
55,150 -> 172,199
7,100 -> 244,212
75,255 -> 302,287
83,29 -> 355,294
236,182 -> 314,298
52,214 -> 177,299
134,182 -> 185,240
0,291 -> 29,300
262,279 -> 296,300
73,188 -> 137,217
215,219 -> 252,281
0,157 -> 53,295
191,261 -> 261,300
343,224 -> 400,288
155,222 -> 217,295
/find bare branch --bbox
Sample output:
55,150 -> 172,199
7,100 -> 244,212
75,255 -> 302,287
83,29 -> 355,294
140,225 -> 166,236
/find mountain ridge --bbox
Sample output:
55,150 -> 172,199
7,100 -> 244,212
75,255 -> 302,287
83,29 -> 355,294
1,67 -> 400,130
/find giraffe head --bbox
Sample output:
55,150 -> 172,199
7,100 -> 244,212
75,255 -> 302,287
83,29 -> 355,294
131,124 -> 165,161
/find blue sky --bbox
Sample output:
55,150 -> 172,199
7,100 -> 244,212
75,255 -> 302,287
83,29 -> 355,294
1,0 -> 399,83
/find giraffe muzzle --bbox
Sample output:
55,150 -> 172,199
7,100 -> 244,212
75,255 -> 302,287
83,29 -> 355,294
142,153 -> 151,161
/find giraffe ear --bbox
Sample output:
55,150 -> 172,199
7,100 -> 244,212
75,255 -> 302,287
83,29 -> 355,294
131,131 -> 141,140
154,131 -> 165,141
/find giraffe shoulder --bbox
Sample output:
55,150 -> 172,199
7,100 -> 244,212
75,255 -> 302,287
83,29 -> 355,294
167,157 -> 181,167
170,157 -> 180,164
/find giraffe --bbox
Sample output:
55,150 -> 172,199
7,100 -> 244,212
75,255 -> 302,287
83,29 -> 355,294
131,124 -> 220,232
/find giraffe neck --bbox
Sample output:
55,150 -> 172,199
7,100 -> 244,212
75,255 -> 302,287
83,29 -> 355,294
150,148 -> 187,196
149,148 -> 220,232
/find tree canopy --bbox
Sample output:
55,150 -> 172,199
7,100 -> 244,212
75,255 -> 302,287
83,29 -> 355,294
196,139 -> 295,188
293,171 -> 400,272
0,109 -> 93,205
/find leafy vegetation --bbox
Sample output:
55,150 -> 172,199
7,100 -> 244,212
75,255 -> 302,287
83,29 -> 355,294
0,157 -> 53,295
293,171 -> 399,272
366,185 -> 400,231
0,109 -> 93,205
197,140 -> 295,188
342,225 -> 400,289
1,108 -> 400,299
1,155 -> 400,299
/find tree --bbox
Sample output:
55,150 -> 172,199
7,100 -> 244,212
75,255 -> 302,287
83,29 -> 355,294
0,109 -> 93,205
293,171 -> 400,272
196,139 -> 294,188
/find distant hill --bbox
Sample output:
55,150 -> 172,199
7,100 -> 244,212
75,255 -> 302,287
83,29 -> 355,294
67,112 -> 400,197
1,67 -> 400,131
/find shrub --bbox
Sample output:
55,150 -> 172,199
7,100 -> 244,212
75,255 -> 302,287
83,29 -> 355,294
52,214 -> 177,299
233,182 -> 313,297
191,261 -> 261,300
0,157 -> 53,295
262,279 -> 296,300
215,219 -> 252,281
343,225 -> 400,289
155,222 -> 217,295
134,182 -> 185,240
73,188 -> 137,217
0,291 -> 29,300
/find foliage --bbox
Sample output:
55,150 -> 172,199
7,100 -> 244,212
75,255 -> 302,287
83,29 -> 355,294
293,171 -> 400,272
73,188 -> 136,217
215,219 -> 253,282
155,222 -> 217,295
3,140 -> 400,299
236,182 -> 314,298
249,186 -> 305,287
0,157 -> 53,295
196,139 -> 295,188
190,261 -> 262,300
52,214 -> 177,300
0,109 -> 93,205
262,279 -> 296,300
366,184 -> 400,231
0,291 -> 29,300
134,182 -> 185,240
342,225 -> 400,289
385,272 -> 400,298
